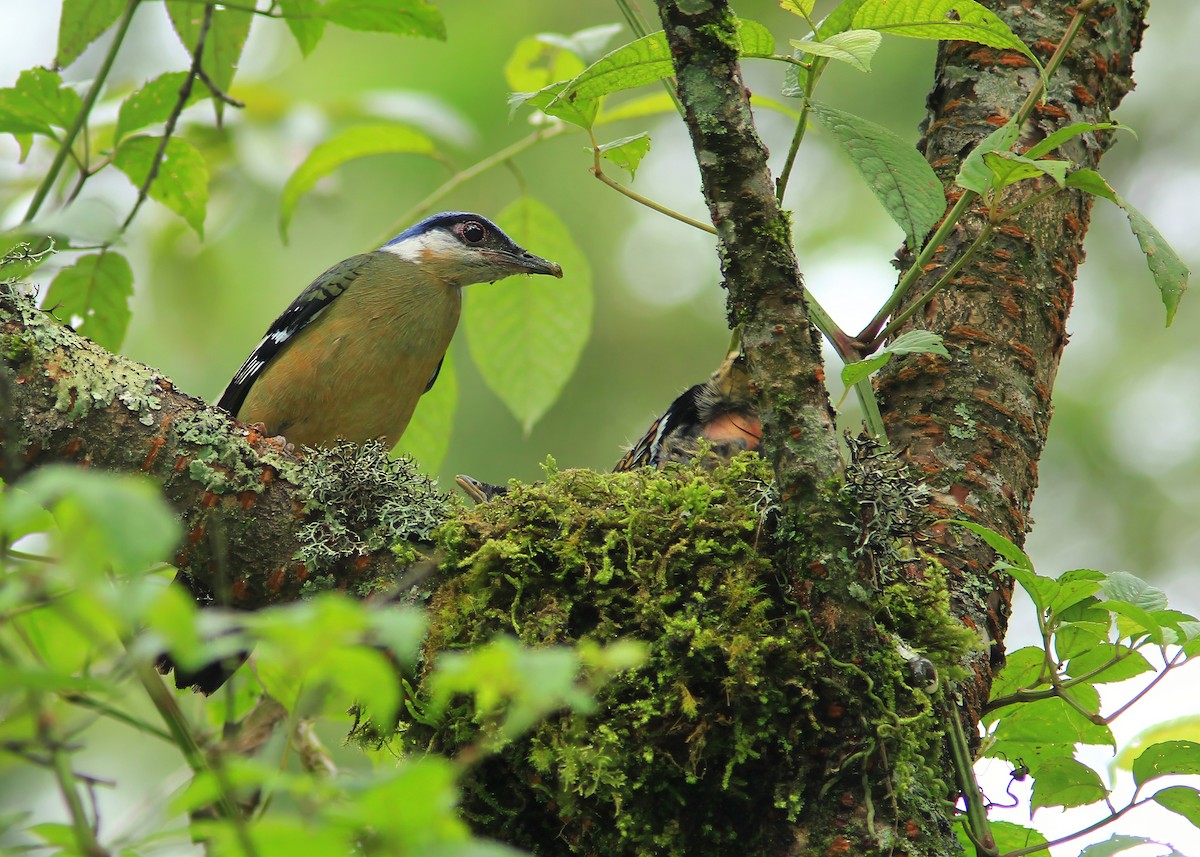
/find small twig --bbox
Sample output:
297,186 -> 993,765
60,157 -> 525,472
22,0 -> 142,225
1104,647 -> 1185,724
195,64 -> 246,109
1000,797 -> 1150,857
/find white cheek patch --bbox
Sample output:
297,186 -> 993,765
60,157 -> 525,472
380,229 -> 466,263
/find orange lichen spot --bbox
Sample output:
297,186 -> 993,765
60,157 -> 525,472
905,819 -> 922,839
773,324 -> 785,335
814,364 -> 826,384
268,568 -> 286,593
141,436 -> 164,470
948,324 -> 994,343
826,836 -> 852,856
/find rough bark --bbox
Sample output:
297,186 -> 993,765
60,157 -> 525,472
0,284 -> 441,607
876,0 -> 1148,723
655,1 -> 843,506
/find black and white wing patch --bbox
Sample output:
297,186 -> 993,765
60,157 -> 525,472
612,381 -> 704,472
217,253 -> 377,417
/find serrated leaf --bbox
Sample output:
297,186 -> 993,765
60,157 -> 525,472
1065,644 -> 1152,684
0,69 -> 82,136
1079,835 -> 1159,857
990,694 -> 1114,772
278,0 -> 328,56
949,520 -> 1032,571
316,0 -> 446,39
736,19 -> 776,56
505,34 -> 587,93
1024,121 -> 1127,160
56,0 -> 125,68
1154,786 -> 1200,830
464,198 -> 592,433
1066,168 -> 1119,203
818,0 -> 872,39
1102,572 -> 1169,612
780,0 -> 817,17
1055,598 -> 1111,661
1116,716 -> 1200,774
988,646 -> 1047,702
42,251 -> 133,350
1133,741 -> 1200,789
1118,196 -> 1189,327
1031,757 -> 1107,810
885,328 -> 950,357
394,349 -> 456,473
789,30 -> 883,72
279,124 -> 438,238
114,135 -> 208,236
851,0 -> 1040,72
592,133 -> 651,179
115,72 -> 210,143
166,1 -> 252,117
542,24 -> 625,65
807,101 -> 944,245
511,82 -> 599,130
1100,601 -> 1163,645
954,819 -> 1048,854
841,353 -> 891,388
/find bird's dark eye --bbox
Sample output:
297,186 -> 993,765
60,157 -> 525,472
460,221 -> 487,244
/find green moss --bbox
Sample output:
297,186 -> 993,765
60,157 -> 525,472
398,452 -> 968,855
278,440 -> 454,574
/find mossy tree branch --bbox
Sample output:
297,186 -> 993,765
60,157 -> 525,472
875,0 -> 1148,722
654,0 -> 843,508
0,284 -> 442,609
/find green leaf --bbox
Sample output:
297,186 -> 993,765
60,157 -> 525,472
851,0 -> 1040,71
841,353 -> 891,388
780,0 -> 817,18
279,124 -> 438,238
1132,740 -> 1200,789
278,0 -> 328,56
1046,569 -> 1104,616
592,133 -> 651,179
1154,786 -> 1200,830
43,251 -> 134,351
17,466 -> 180,578
956,119 -> 1019,194
989,695 -> 1114,772
394,349 -> 456,473
948,520 -> 1032,571
1055,598 -> 1111,661
315,0 -> 446,40
1024,121 -> 1127,160
789,30 -> 883,72
807,101 -> 945,245
1100,600 -> 1163,645
57,0 -> 125,68
818,0 -> 872,39
1066,168 -> 1119,204
1030,757 -> 1107,810
1065,644 -> 1152,685
113,135 -> 209,237
553,31 -> 673,103
464,198 -> 592,433
885,328 -> 950,357
511,81 -> 600,130
958,820 -> 1048,853
1118,196 -> 1189,327
1102,572 -> 1169,612
1116,716 -> 1200,773
0,69 -> 82,136
595,91 -> 677,124
1079,835 -> 1159,857
166,1 -> 252,113
115,72 -> 210,143
736,18 -> 777,56
983,152 -> 1069,190
505,34 -> 587,93
988,646 -> 1047,701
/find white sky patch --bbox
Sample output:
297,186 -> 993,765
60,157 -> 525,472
1107,364 -> 1200,476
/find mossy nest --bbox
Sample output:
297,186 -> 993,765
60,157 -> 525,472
398,453 -> 963,856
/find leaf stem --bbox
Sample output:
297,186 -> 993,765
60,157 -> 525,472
946,701 -> 997,856
1000,797 -> 1149,857
22,0 -> 142,225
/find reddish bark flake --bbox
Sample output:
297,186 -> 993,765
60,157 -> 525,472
948,483 -> 971,506
790,425 -> 803,440
63,437 -> 82,458
1035,102 -> 1070,120
293,564 -> 309,583
905,819 -> 922,839
826,701 -> 845,720
268,567 -> 286,593
201,491 -> 220,508
173,455 -> 188,473
997,294 -> 1022,321
1092,52 -> 1109,74
997,224 -> 1028,240
231,578 -> 248,600
1073,85 -> 1097,107
237,491 -> 257,510
1032,38 -> 1059,56
187,524 -> 206,545
984,113 -> 1010,127
141,436 -> 164,470
839,792 -> 857,808
826,836 -> 852,856
942,98 -> 963,113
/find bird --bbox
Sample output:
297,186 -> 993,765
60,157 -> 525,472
454,351 -> 761,506
219,211 -> 563,448
613,350 -> 761,472
162,212 -> 563,693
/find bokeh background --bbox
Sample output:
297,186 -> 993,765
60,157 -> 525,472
2,1 -> 1199,854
